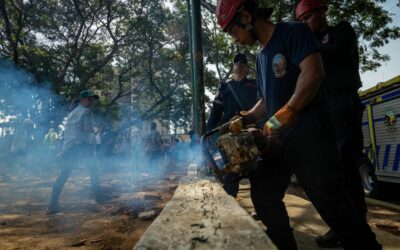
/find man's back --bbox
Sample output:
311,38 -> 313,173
146,130 -> 162,152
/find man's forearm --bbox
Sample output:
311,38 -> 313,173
247,99 -> 267,122
287,52 -> 324,112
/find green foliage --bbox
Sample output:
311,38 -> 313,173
0,0 -> 399,135
325,0 -> 400,72
202,0 -> 399,75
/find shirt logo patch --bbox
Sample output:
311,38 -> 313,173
272,53 -> 287,78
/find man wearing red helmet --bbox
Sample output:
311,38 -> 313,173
216,0 -> 381,249
296,0 -> 367,247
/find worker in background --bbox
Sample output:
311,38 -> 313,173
144,122 -> 163,173
47,90 -> 111,214
215,0 -> 381,249
44,128 -> 58,150
206,53 -> 258,197
10,117 -> 34,169
43,127 -> 58,169
296,0 -> 368,247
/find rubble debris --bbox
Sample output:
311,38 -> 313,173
70,239 -> 102,247
143,194 -> 161,201
109,206 -> 137,216
138,210 -> 156,220
71,239 -> 87,247
167,175 -> 177,182
190,223 -> 205,228
191,236 -> 208,243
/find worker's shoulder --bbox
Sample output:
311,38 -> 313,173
278,21 -> 310,35
244,78 -> 256,85
332,21 -> 355,34
218,81 -> 230,91
278,21 -> 305,30
70,105 -> 92,119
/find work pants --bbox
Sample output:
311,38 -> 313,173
49,143 -> 102,206
330,91 -> 367,214
222,173 -> 240,197
249,108 -> 381,250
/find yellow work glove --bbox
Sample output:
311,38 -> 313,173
264,104 -> 297,137
229,111 -> 256,134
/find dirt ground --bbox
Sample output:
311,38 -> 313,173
0,164 -> 183,250
286,184 -> 400,237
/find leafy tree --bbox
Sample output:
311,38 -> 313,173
2,0 -> 397,137
201,0 -> 400,72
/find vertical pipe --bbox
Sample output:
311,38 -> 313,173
186,0 -> 195,130
189,0 -> 205,136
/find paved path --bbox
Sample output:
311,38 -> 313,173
237,182 -> 400,250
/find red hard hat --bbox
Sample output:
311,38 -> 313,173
295,0 -> 325,19
216,0 -> 248,31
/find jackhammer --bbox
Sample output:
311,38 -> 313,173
201,117 -> 280,181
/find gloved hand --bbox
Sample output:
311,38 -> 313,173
263,104 -> 297,137
246,127 -> 283,159
229,111 -> 256,134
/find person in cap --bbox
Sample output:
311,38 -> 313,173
216,0 -> 381,249
10,117 -> 34,169
206,53 -> 258,197
47,90 -> 111,214
144,122 -> 164,172
296,0 -> 368,247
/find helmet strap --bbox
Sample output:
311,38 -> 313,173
232,7 -> 259,41
245,24 -> 253,31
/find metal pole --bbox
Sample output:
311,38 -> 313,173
189,0 -> 205,136
186,0 -> 195,130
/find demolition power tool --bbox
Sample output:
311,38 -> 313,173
201,117 -> 278,180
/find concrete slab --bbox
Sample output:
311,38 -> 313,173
134,179 -> 276,250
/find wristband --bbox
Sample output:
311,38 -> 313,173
265,104 -> 297,132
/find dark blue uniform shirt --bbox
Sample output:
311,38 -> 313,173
256,22 -> 319,118
206,78 -> 257,131
316,21 -> 362,92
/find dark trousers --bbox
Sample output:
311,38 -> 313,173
330,91 -> 367,214
249,108 -> 380,250
49,143 -> 102,206
222,173 -> 240,197
219,147 -> 240,197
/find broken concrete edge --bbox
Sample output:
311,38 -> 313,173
366,197 -> 400,212
133,165 -> 276,250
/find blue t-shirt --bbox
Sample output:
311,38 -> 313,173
256,22 -> 319,118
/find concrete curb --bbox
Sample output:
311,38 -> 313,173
133,164 -> 276,250
366,197 -> 400,212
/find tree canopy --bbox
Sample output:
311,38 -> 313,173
0,0 -> 399,135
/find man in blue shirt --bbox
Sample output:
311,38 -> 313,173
216,0 -> 381,249
206,53 -> 258,197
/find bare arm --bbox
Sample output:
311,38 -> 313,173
247,98 -> 267,122
287,52 -> 325,111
